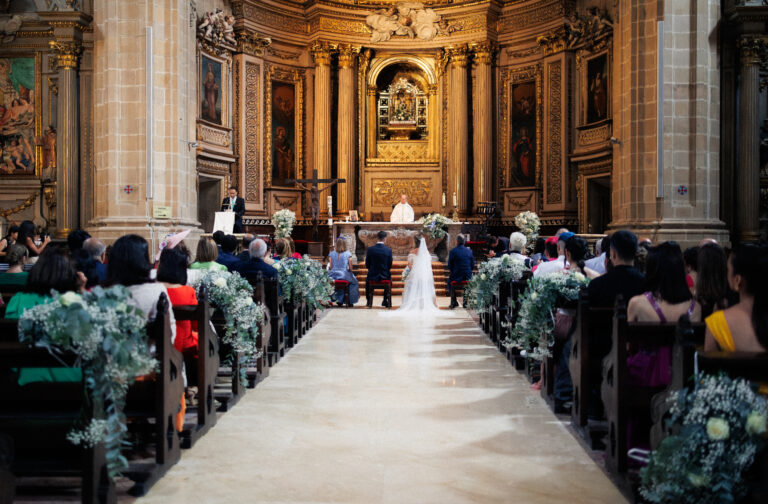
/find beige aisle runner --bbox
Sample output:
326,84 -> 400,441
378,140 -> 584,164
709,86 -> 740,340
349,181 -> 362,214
137,309 -> 626,504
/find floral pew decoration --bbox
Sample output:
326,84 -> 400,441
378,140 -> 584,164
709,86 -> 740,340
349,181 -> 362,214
505,271 -> 589,360
640,373 -> 767,503
465,254 -> 529,312
276,256 -> 334,312
272,208 -> 296,239
18,286 -> 157,477
192,270 -> 265,385
420,213 -> 452,240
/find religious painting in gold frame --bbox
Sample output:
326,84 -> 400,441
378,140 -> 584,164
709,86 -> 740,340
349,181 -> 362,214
198,49 -> 229,127
264,65 -> 304,187
581,51 -> 610,126
499,63 -> 541,189
0,53 -> 42,178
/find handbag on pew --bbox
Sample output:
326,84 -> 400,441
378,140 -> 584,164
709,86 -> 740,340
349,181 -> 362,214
553,308 -> 576,342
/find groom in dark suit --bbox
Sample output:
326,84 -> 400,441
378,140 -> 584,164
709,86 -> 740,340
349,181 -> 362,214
448,235 -> 474,308
221,186 -> 246,233
365,230 -> 393,308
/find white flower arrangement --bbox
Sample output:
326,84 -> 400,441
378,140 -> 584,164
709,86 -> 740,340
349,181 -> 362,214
277,256 -> 334,311
18,286 -> 157,478
640,373 -> 768,503
192,270 -> 265,383
465,255 -> 530,312
271,208 -> 296,239
506,271 -> 589,359
419,213 -> 452,240
514,211 -> 540,253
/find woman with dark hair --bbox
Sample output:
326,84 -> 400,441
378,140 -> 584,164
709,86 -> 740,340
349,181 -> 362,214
0,224 -> 19,258
106,234 -> 176,341
529,237 -> 547,267
705,244 -> 768,353
563,235 -> 600,278
695,243 -> 729,317
17,220 -> 50,261
157,247 -> 200,391
683,246 -> 699,292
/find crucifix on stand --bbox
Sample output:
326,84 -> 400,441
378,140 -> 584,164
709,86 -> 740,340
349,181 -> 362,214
287,169 -> 346,241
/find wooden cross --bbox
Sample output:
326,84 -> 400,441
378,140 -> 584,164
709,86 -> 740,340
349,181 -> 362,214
287,169 -> 346,240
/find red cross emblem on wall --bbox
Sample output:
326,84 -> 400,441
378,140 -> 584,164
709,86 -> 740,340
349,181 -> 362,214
677,185 -> 688,196
123,185 -> 134,194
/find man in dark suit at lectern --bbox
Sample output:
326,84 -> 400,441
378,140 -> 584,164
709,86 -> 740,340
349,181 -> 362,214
221,186 -> 245,233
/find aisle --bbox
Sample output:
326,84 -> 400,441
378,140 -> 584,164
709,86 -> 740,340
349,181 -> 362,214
137,309 -> 626,504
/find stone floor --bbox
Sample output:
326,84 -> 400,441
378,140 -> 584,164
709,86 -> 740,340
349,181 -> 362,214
136,307 -> 627,504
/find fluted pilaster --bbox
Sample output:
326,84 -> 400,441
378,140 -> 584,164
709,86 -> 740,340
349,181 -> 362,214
471,41 -> 496,208
446,45 -> 470,215
50,40 -> 83,237
337,45 -> 359,214
311,43 -> 333,214
737,36 -> 766,242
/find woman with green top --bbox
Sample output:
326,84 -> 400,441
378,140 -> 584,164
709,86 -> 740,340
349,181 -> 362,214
0,244 -> 29,286
190,237 -> 227,272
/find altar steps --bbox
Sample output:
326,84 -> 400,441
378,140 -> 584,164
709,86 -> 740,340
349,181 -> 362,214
352,261 -> 452,296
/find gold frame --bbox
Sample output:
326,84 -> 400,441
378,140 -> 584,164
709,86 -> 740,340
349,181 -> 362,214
198,48 -> 231,128
499,63 -> 542,189
0,52 -> 42,178
580,49 -> 611,127
264,64 -> 305,188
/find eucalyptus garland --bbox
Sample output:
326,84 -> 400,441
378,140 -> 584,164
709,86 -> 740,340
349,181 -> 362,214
18,286 -> 157,477
420,213 -> 452,240
505,271 -> 589,359
465,255 -> 529,312
275,256 -> 334,311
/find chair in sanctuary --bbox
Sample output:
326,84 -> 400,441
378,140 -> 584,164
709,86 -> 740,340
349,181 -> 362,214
333,279 -> 353,307
366,280 -> 392,308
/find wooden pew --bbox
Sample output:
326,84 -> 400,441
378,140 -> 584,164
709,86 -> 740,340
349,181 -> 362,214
245,275 -> 270,384
172,291 -> 219,449
263,276 -> 285,366
284,301 -> 300,349
492,280 -> 512,352
0,294 -> 183,501
0,284 -> 24,305
569,289 -> 613,442
504,271 -> 532,370
211,311 -> 246,412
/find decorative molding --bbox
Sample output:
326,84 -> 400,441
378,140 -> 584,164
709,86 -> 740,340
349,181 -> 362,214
546,60 -> 562,204
198,38 -> 233,60
197,123 -> 231,147
536,7 -> 613,56
310,41 -> 335,66
577,121 -> 611,147
504,192 -> 535,212
266,46 -> 301,61
241,2 -> 307,34
445,44 -> 470,68
236,32 -> 271,57
49,40 -> 82,69
244,61 -> 261,203
313,16 -> 370,36
507,46 -> 541,59
372,178 -> 430,206
375,141 -> 430,160
0,192 -> 38,219
197,157 -> 231,176
470,40 -> 497,66
499,0 -> 566,32
338,44 -> 361,68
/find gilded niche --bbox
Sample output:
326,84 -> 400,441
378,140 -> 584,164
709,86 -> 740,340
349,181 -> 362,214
373,179 -> 430,206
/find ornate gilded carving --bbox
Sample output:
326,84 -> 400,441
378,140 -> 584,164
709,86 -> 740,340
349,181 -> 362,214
546,61 -> 562,204
43,184 -> 56,225
499,0 -> 566,33
0,192 -> 38,219
49,40 -> 82,69
507,46 -> 542,59
264,65 -> 305,187
537,7 -> 613,56
505,192 -> 534,211
313,17 -> 371,35
241,3 -> 307,34
470,40 -> 497,66
739,36 -> 768,90
197,123 -> 231,147
498,64 -> 542,188
367,85 -> 378,97
245,62 -> 261,202
236,32 -> 271,57
445,44 -> 470,68
338,45 -> 361,68
365,3 -> 457,43
310,42 -> 334,66
266,46 -> 301,61
372,179 -> 430,206
376,141 -> 430,160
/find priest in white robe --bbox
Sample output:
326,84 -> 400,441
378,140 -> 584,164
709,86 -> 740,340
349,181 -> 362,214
390,194 -> 415,223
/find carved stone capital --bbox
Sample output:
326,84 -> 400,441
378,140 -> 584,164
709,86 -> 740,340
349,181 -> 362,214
739,35 -> 768,66
338,45 -> 361,69
427,84 -> 438,95
49,40 -> 82,69
311,42 -> 335,66
367,85 -> 378,97
236,32 -> 271,57
470,41 -> 497,66
445,45 -> 470,68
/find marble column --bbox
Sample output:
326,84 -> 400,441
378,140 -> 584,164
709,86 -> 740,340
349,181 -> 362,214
50,40 -> 83,237
311,43 -> 333,215
737,36 -> 765,242
471,42 -> 496,208
447,46 -> 470,215
337,45 -> 359,215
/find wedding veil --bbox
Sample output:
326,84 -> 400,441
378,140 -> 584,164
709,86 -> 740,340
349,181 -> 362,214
394,237 -> 440,314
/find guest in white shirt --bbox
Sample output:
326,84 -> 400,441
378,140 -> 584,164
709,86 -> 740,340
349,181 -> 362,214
534,231 -> 573,277
390,194 -> 415,223
584,235 -> 610,275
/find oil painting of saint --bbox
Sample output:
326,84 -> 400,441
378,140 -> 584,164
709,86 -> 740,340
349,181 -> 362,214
272,82 -> 296,185
509,81 -> 536,187
201,56 -> 222,124
0,57 -> 36,176
587,54 -> 608,124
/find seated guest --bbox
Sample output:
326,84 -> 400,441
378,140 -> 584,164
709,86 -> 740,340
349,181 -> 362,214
17,220 -> 50,262
0,225 -> 19,259
237,234 -> 255,262
73,249 -> 101,289
157,247 -> 200,389
485,235 -> 509,258
565,236 -> 600,279
235,238 -> 278,280
696,243 -> 730,318
67,229 -> 91,253
508,232 -> 529,265
705,244 -> 767,353
106,234 -> 176,342
190,237 -> 227,272
212,230 -> 225,251
683,246 -> 699,292
286,237 -> 303,259
82,237 -> 108,284
534,232 -> 573,277
528,237 -> 546,267
273,238 -> 292,261
5,246 -> 85,319
365,231 -> 393,308
0,244 -> 29,286
585,235 -> 610,275
448,235 -> 474,308
587,230 -> 645,307
327,237 -> 360,306
216,234 -> 241,271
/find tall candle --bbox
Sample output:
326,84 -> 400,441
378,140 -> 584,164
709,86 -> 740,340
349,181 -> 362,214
328,195 -> 333,217
442,192 -> 446,206
453,192 -> 457,207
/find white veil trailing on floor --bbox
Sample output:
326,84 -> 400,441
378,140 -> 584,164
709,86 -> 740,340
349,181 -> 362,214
391,237 -> 441,314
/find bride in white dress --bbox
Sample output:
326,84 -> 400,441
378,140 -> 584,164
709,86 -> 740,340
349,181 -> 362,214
392,236 -> 441,314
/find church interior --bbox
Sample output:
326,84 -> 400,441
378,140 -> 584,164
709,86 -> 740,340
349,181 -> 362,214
1,0 -> 768,503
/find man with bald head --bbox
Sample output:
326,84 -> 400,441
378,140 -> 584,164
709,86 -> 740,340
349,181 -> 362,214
83,237 -> 107,284
390,194 -> 414,223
